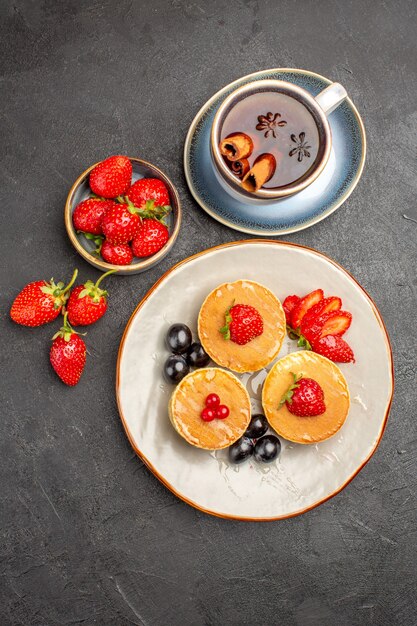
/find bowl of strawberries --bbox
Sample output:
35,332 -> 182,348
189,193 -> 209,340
65,156 -> 181,274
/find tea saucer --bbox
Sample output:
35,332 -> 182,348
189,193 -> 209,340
184,68 -> 366,235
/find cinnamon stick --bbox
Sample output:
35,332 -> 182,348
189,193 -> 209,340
241,153 -> 276,192
219,133 -> 253,161
223,157 -> 250,179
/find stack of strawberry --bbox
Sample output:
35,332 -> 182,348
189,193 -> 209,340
10,269 -> 115,386
73,156 -> 172,266
283,288 -> 355,363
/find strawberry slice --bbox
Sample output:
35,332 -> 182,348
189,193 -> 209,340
290,289 -> 324,329
300,296 -> 342,342
283,295 -> 300,325
317,310 -> 352,338
312,335 -> 355,363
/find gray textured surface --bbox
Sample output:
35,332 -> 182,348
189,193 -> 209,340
1,1 -> 416,625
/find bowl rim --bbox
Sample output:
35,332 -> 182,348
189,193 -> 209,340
64,157 -> 182,273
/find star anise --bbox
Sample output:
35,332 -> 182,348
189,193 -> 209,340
289,132 -> 311,162
256,112 -> 287,138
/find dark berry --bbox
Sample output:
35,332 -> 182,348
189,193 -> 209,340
163,354 -> 189,384
186,342 -> 210,367
254,435 -> 281,463
216,405 -> 230,419
228,437 -> 254,464
206,393 -> 220,408
166,324 -> 192,354
201,407 -> 216,422
245,414 -> 268,439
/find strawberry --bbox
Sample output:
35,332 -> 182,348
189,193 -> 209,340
72,198 -> 116,235
291,289 -> 324,329
220,303 -> 263,345
66,270 -> 116,326
279,373 -> 326,417
300,297 -> 342,332
127,178 -> 171,209
315,310 -> 352,339
312,335 -> 355,363
131,219 -> 169,258
101,200 -> 140,244
50,313 -> 86,386
10,269 -> 78,327
101,241 -> 133,265
89,156 -> 132,198
283,295 -> 300,325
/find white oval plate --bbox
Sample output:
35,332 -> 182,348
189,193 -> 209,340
116,241 -> 393,520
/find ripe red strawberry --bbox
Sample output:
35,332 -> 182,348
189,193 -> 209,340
72,198 -> 116,235
10,270 -> 78,327
312,335 -> 355,363
131,219 -> 169,258
126,178 -> 171,209
283,295 -> 300,325
89,156 -> 132,198
66,270 -> 116,326
220,303 -> 263,345
316,310 -> 352,339
50,313 -> 86,386
300,297 -> 342,332
101,200 -> 140,244
291,289 -> 324,329
101,241 -> 133,265
280,373 -> 326,417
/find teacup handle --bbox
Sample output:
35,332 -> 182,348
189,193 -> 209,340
315,82 -> 347,115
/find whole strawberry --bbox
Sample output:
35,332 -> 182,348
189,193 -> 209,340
72,198 -> 116,235
10,269 -> 78,327
66,270 -> 116,326
89,156 -> 132,198
279,373 -> 326,417
131,218 -> 169,258
220,303 -> 264,345
101,241 -> 133,266
126,178 -> 170,209
312,335 -> 355,363
50,313 -> 86,386
101,200 -> 140,244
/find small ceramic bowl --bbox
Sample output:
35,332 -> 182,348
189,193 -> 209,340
65,157 -> 181,275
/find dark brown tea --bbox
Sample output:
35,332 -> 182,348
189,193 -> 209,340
220,91 -> 320,189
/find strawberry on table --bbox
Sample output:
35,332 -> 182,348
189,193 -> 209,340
89,155 -> 132,198
50,313 -> 86,386
131,218 -> 169,258
283,295 -> 300,325
127,178 -> 170,209
10,269 -> 78,327
312,335 -> 355,363
66,270 -> 116,326
101,241 -> 133,266
279,372 -> 326,417
290,289 -> 324,329
220,303 -> 264,345
72,198 -> 116,235
101,200 -> 140,244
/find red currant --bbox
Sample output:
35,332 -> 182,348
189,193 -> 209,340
201,407 -> 216,422
216,405 -> 230,419
205,393 -> 220,408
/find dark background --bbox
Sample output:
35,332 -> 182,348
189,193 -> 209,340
1,1 -> 416,624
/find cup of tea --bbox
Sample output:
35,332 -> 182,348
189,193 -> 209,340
210,79 -> 347,204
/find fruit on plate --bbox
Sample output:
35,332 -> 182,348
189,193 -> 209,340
131,219 -> 169,258
228,416 -> 281,464
312,335 -> 355,363
253,435 -> 281,463
100,241 -> 133,266
262,351 -> 350,444
101,200 -> 140,244
200,393 -> 230,421
220,303 -> 264,345
198,280 -> 286,373
166,323 -> 192,354
228,436 -> 254,464
66,270 -> 116,326
72,198 -> 116,235
127,178 -> 170,209
10,269 -> 78,327
186,342 -> 210,368
89,155 -> 132,198
290,289 -> 324,330
169,368 -> 251,450
244,413 -> 268,439
163,354 -> 190,384
50,313 -> 86,386
279,373 -> 326,417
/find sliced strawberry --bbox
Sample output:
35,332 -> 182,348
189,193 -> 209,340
317,310 -> 352,338
300,296 -> 342,341
312,335 -> 355,363
290,289 -> 324,329
283,295 -> 300,325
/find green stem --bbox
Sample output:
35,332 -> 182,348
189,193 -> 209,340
62,269 -> 78,295
95,269 -> 117,288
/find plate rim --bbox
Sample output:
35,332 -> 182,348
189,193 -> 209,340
183,67 -> 367,236
116,240 -> 394,521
